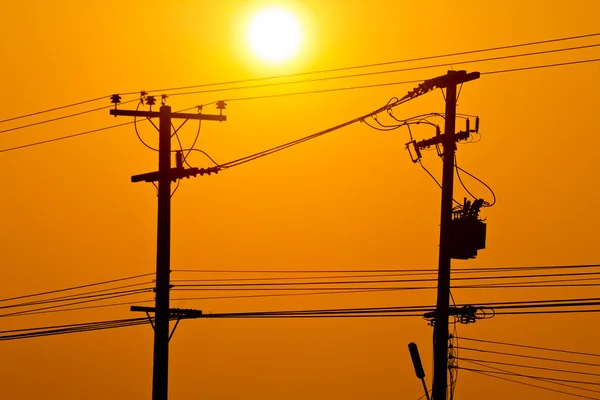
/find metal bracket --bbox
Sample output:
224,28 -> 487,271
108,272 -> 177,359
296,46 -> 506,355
131,306 -> 203,340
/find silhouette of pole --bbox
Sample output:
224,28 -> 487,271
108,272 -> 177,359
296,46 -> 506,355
431,71 -> 478,400
153,104 -> 172,400
110,99 -> 226,400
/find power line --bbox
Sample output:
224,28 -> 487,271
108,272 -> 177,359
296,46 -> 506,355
0,289 -> 153,318
457,336 -> 600,358
165,43 -> 600,99
457,346 -> 600,368
2,55 -> 600,154
172,264 -> 600,274
146,32 -> 600,95
0,99 -> 138,136
463,359 -> 600,397
457,367 -> 600,387
0,121 -> 135,153
171,272 -> 600,287
5,31 -> 597,126
0,272 -> 154,304
459,357 -> 600,377
0,281 -> 153,310
0,95 -> 110,124
0,317 -> 153,341
216,95 -> 415,169
462,367 -> 600,400
483,57 -> 600,75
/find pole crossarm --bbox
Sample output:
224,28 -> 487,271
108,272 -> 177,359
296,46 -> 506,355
131,166 -> 220,183
131,306 -> 203,319
110,109 -> 226,122
401,70 -> 480,101
417,131 -> 470,149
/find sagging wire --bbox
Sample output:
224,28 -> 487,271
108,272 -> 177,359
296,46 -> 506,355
455,155 -> 497,207
184,111 -> 203,166
363,117 -> 401,131
134,98 -> 159,152
400,122 -> 461,206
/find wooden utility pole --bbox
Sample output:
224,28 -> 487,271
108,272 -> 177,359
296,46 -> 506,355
427,71 -> 479,400
110,98 -> 225,400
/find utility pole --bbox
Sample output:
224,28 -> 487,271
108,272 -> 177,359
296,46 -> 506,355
109,95 -> 226,400
428,71 -> 479,400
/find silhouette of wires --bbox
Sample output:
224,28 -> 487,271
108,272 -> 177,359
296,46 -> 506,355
0,273 -> 155,318
0,317 -> 153,341
3,31 -> 598,126
456,336 -> 600,358
2,53 -> 600,154
216,95 -> 416,170
454,155 -> 497,207
162,43 -> 600,100
463,368 -> 600,400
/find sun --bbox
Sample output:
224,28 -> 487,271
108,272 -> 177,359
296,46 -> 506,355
247,7 -> 303,63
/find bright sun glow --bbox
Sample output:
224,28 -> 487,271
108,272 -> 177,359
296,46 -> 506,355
247,7 -> 302,63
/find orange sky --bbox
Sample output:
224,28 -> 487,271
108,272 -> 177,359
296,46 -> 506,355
1,1 -> 600,399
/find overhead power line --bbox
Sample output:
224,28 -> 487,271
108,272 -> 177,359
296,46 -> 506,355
2,56 -> 600,154
457,336 -> 600,358
462,367 -> 600,400
144,31 -> 600,94
0,272 -> 154,304
3,31 -> 598,126
457,346 -> 600,368
164,43 -> 600,99
459,357 -> 600,377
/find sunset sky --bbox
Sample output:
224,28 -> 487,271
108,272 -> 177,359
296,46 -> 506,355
1,1 -> 600,399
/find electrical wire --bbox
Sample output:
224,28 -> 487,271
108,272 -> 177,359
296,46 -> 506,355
0,95 -> 110,124
172,264 -> 600,274
217,95 -> 414,169
462,359 -> 600,395
0,272 -> 154,304
3,55 -> 600,154
0,317 -> 154,341
164,43 -> 600,100
457,347 -> 600,367
454,156 -> 497,207
483,57 -> 600,75
456,336 -> 600,358
457,366 -> 600,387
459,357 -> 600,377
3,298 -> 154,317
0,121 -> 135,153
0,281 -> 153,310
0,102 -> 135,135
171,271 -> 600,287
0,289 -> 152,318
134,101 -> 159,152
462,367 -> 600,400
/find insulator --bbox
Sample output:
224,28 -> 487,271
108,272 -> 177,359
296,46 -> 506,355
466,118 -> 470,132
475,116 -> 480,133
110,94 -> 121,104
175,151 -> 183,169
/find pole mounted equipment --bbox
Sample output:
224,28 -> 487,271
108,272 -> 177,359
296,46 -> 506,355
109,100 -> 226,400
400,70 -> 483,400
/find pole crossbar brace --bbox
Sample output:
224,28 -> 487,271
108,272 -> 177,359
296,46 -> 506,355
131,306 -> 203,341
